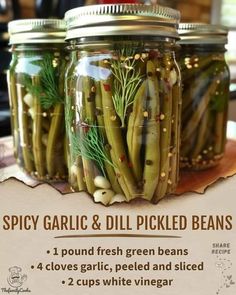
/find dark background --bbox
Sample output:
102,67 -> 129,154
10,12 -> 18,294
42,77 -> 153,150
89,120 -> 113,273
0,0 -> 235,137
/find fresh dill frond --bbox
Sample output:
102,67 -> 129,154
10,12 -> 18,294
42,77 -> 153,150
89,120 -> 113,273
65,95 -> 114,176
21,53 -> 63,109
39,54 -> 63,109
22,74 -> 42,98
72,123 -> 115,177
110,48 -> 143,127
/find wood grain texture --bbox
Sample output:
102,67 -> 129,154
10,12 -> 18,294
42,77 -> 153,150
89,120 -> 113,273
0,138 -> 236,197
176,139 -> 236,195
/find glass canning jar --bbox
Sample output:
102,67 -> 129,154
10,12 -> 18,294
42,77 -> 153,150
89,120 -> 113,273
8,19 -> 67,181
64,4 -> 182,204
178,24 -> 230,170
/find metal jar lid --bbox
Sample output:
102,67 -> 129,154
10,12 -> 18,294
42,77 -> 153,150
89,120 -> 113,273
65,4 -> 180,40
8,19 -> 66,45
178,23 -> 228,44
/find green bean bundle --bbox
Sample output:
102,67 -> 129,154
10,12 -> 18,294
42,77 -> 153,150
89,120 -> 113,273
179,23 -> 230,170
8,50 -> 67,181
180,53 -> 230,170
65,45 -> 181,204
8,19 -> 67,181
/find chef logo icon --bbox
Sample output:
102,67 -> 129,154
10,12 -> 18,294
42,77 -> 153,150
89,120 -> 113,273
7,266 -> 27,288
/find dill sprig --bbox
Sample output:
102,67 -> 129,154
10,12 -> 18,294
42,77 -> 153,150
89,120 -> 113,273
22,53 -> 63,109
39,54 -> 63,108
65,96 -> 114,176
72,123 -> 115,177
111,48 -> 143,127
22,74 -> 42,98
81,124 -> 113,175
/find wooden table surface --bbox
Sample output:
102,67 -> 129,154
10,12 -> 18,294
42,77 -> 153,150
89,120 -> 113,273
1,121 -> 236,195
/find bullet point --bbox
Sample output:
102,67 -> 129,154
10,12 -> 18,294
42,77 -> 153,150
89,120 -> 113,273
31,265 -> 34,269
47,250 -> 50,254
62,281 -> 65,285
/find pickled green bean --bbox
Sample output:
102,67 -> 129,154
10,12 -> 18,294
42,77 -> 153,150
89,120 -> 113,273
32,76 -> 46,178
143,60 -> 161,200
